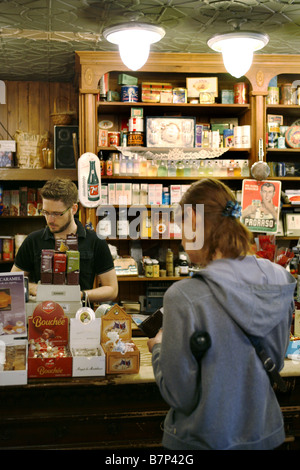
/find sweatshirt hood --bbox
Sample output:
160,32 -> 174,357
194,256 -> 296,337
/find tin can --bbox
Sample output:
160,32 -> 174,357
121,85 -> 139,102
277,136 -> 286,148
107,131 -> 120,147
127,131 -> 144,146
267,87 -> 279,104
172,88 -> 187,103
280,84 -> 293,105
2,236 -> 14,260
221,89 -> 234,104
129,117 -> 144,132
277,162 -> 286,176
234,82 -> 248,104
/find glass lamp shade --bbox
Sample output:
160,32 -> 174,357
207,32 -> 269,78
104,23 -> 165,71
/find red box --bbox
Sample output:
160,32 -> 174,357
28,301 -> 72,378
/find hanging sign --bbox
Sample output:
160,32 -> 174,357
78,152 -> 101,208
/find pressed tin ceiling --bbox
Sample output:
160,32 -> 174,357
1,0 -> 300,82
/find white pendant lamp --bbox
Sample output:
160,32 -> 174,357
103,23 -> 165,71
207,31 -> 269,78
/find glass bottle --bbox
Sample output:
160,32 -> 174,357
184,160 -> 191,177
113,153 -> 120,176
178,254 -> 189,276
133,154 -> 140,176
206,160 -> 213,176
198,160 -> 206,176
120,154 -> 127,175
168,160 -> 177,177
191,160 -> 199,176
98,150 -> 105,176
126,155 -> 133,175
106,154 -> 113,176
158,160 -> 168,177
227,160 -> 234,177
241,160 -> 250,177
233,160 -> 241,177
148,160 -> 158,177
220,160 -> 228,176
176,160 -> 184,177
140,157 -> 148,176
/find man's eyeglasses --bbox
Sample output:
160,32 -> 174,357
41,207 -> 71,218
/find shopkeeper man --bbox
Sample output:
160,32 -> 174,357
11,177 -> 118,304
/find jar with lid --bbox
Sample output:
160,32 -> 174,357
144,259 -> 153,278
280,84 -> 293,105
178,254 -> 189,276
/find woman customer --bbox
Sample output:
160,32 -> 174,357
147,178 -> 296,450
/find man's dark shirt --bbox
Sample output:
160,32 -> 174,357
14,219 -> 114,290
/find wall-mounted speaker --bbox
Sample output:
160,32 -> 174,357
54,125 -> 78,169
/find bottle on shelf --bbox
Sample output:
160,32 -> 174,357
133,154 -> 140,176
166,248 -> 174,277
191,160 -> 199,176
140,157 -> 148,176
158,160 -> 168,177
113,153 -> 120,176
227,160 -> 235,177
184,160 -> 191,177
176,160 -> 184,177
213,160 -> 221,177
233,160 -> 241,177
206,160 -> 213,176
148,160 -> 158,177
168,160 -> 177,177
178,254 -> 189,276
198,160 -> 206,176
106,154 -> 113,176
126,156 -> 133,175
98,150 -> 105,176
220,160 -> 228,176
120,154 -> 127,175
241,160 -> 250,177
162,187 -> 170,205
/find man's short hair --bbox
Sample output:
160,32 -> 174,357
40,178 -> 78,207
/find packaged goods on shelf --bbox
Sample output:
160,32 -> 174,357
0,272 -> 27,386
285,190 -> 300,204
146,116 -> 195,148
141,82 -> 172,103
118,73 -> 138,86
284,213 -> 300,237
101,304 -> 140,374
0,140 -> 16,167
186,77 -> 218,98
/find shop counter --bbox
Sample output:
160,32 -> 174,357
1,338 -> 300,450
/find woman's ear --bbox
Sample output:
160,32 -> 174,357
72,203 -> 78,215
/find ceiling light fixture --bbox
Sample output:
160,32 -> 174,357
103,22 -> 165,71
207,31 -> 269,78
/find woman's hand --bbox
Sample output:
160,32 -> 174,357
147,329 -> 163,353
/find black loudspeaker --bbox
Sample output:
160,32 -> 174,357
54,125 -> 78,169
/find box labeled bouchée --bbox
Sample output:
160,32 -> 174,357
0,272 -> 27,385
186,77 -> 218,98
28,300 -> 72,378
70,307 -> 105,377
101,304 -> 140,374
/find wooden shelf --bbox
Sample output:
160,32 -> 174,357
117,275 -> 187,282
0,168 -> 77,181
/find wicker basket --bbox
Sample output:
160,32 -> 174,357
50,97 -> 75,125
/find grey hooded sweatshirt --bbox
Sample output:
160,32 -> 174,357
152,255 -> 296,450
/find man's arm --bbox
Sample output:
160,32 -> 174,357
11,264 -> 38,296
82,268 -> 118,304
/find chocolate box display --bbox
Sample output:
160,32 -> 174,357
101,304 -> 140,374
70,307 -> 105,377
28,301 -> 72,378
0,272 -> 28,385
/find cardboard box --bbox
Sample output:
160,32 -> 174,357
28,301 -> 72,378
101,304 -> 140,374
186,77 -> 218,98
141,82 -> 172,103
0,140 -> 16,167
284,213 -> 300,236
70,308 -> 105,377
146,117 -> 195,148
0,272 -> 28,385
